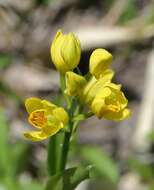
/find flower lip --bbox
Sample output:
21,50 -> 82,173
28,109 -> 47,129
106,103 -> 121,112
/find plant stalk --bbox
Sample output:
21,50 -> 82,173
47,136 -> 56,175
59,121 -> 73,171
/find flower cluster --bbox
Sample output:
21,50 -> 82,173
24,30 -> 130,141
65,49 -> 130,121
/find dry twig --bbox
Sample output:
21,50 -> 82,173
132,49 -> 154,152
73,25 -> 154,49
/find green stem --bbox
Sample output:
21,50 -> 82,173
59,74 -> 82,171
59,73 -> 73,171
47,136 -> 56,175
60,104 -> 82,171
60,121 -> 73,171
60,74 -> 70,107
60,74 -> 65,91
48,133 -> 65,175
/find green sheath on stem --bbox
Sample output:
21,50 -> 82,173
47,136 -> 56,176
47,133 -> 65,175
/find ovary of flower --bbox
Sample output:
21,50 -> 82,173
51,30 -> 81,73
24,98 -> 68,141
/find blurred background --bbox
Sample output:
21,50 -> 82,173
0,0 -> 154,189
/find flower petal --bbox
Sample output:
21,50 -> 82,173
42,120 -> 64,136
107,83 -> 121,90
25,97 -> 42,114
51,30 -> 70,73
83,73 -> 113,105
101,69 -> 114,80
24,131 -> 48,141
52,107 -> 69,125
89,48 -> 113,79
91,98 -> 106,118
106,86 -> 128,109
103,108 -> 131,121
61,33 -> 81,69
65,71 -> 87,96
41,100 -> 57,113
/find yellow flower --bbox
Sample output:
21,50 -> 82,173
91,83 -> 130,120
51,30 -> 81,73
65,71 -> 87,96
65,70 -> 130,121
65,47 -> 130,121
65,69 -> 114,105
89,49 -> 113,79
24,98 -> 68,141
82,69 -> 114,105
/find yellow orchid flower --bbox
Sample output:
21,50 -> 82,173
91,83 -> 130,120
65,69 -> 114,104
24,98 -> 68,141
65,69 -> 114,102
82,69 -> 114,105
65,46 -> 130,121
89,48 -> 113,79
65,70 -> 130,121
51,30 -> 81,73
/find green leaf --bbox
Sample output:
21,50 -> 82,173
128,158 -> 154,181
0,109 -> 10,177
11,143 -> 29,176
46,166 -> 90,190
21,181 -> 44,190
149,186 -> 154,190
147,130 -> 154,142
118,0 -> 138,25
0,177 -> 19,190
70,166 -> 91,188
81,146 -> 119,184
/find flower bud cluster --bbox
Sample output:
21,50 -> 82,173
65,49 -> 130,121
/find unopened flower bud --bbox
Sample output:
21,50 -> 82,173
51,30 -> 81,73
